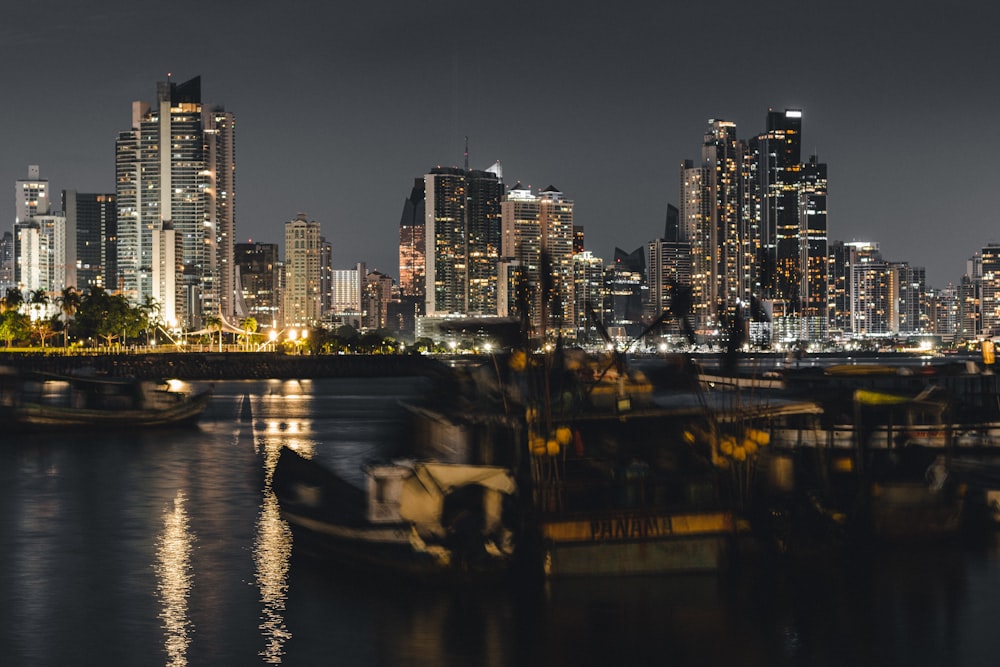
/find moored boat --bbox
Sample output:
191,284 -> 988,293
0,369 -> 212,433
271,445 -> 518,579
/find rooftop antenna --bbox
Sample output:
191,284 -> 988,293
464,136 -> 469,172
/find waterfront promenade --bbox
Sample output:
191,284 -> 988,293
0,351 -> 454,381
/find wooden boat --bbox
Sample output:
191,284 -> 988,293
524,395 -> 761,578
271,445 -> 518,579
0,370 -> 212,432
401,357 -> 742,577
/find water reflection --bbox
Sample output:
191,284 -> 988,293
155,490 -> 194,667
254,490 -> 293,664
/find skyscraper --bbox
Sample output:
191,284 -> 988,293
981,244 -> 1000,336
398,178 -> 425,301
500,183 -> 575,337
14,165 -> 50,287
423,163 -> 503,317
283,214 -> 322,327
798,155 -> 828,340
63,191 -> 116,291
647,203 -> 692,340
235,242 -> 280,328
115,75 -> 235,329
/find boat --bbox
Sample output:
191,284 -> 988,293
0,369 -> 212,432
271,445 -> 518,579
524,413 -> 740,577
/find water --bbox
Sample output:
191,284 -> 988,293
3,376 -> 1000,666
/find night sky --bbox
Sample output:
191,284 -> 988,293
3,1 -> 997,289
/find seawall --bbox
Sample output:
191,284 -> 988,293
0,352 -> 457,381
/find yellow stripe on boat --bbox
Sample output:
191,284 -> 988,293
541,512 -> 733,543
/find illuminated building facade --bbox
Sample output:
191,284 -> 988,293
500,183 -> 575,337
424,163 -> 503,316
16,213 -> 72,298
702,120 -> 744,328
235,242 -> 280,327
679,159 -> 710,332
980,244 -> 1000,336
895,263 -> 927,335
647,204 -> 692,341
849,243 -> 893,337
283,214 -> 322,327
573,251 -> 606,343
797,156 -> 828,341
115,76 -> 236,329
63,191 -> 116,291
363,270 -> 393,330
398,178 -> 425,301
605,247 -> 646,339
14,165 -> 50,286
330,263 -> 366,329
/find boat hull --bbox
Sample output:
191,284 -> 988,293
272,446 -> 517,580
4,391 -> 212,432
538,510 -> 735,577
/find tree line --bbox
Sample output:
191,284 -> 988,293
0,286 -> 440,354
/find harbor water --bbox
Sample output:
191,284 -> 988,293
3,376 -> 1000,666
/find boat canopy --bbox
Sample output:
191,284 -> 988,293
398,463 -> 516,538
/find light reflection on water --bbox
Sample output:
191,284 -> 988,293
254,490 -> 292,664
155,490 -> 193,667
8,374 -> 1000,666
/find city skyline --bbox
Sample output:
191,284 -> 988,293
2,2 -> 998,289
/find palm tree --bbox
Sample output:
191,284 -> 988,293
2,287 -> 24,314
56,286 -> 82,348
205,314 -> 224,352
139,295 -> 161,347
239,317 -> 258,351
28,289 -> 49,335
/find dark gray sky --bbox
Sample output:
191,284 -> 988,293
3,1 -> 998,288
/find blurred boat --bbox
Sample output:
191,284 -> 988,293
271,445 -> 518,579
0,369 -> 211,432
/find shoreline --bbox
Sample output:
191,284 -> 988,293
0,351 -> 456,381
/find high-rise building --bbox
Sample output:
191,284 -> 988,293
63,191 -> 116,291
827,241 -> 856,339
14,165 -> 50,287
330,263 -> 366,329
319,237 -> 333,316
500,183 -> 575,337
980,244 -> 1000,336
605,247 -> 647,340
895,263 -> 927,335
115,76 -> 235,329
647,205 -> 692,341
364,270 -> 393,330
423,163 -> 503,317
235,242 -> 280,328
752,109 -> 802,304
15,165 -> 49,224
930,284 -> 959,340
573,251 -> 606,343
0,232 -> 14,292
16,212 -> 75,297
797,156 -> 829,341
398,178 -> 425,301
849,242 -> 892,337
702,119 -> 744,327
283,214 -> 322,327
679,159 -> 710,333
957,273 -> 981,340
